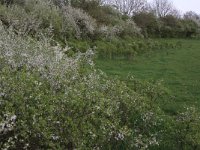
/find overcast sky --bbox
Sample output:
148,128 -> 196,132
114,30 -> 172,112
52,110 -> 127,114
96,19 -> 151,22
148,0 -> 200,14
172,0 -> 200,14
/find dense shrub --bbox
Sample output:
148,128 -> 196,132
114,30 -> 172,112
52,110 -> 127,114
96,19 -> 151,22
180,19 -> 200,38
65,38 -> 182,60
0,0 -> 63,38
0,0 -> 97,40
92,5 -> 122,26
24,0 -> 63,35
133,12 -> 200,38
133,12 -> 161,38
127,76 -> 169,102
95,25 -> 122,39
61,5 -> 97,39
0,4 -> 42,35
94,38 -> 181,59
157,15 -> 199,38
158,107 -> 200,149
117,19 -> 142,38
0,22 -> 165,149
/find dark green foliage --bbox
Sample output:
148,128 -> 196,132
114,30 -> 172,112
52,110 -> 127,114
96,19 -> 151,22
71,0 -> 100,8
160,15 -> 179,38
159,15 -> 198,38
66,38 -> 182,60
133,12 -> 200,38
89,5 -> 122,26
180,19 -> 199,37
0,66 -> 166,149
96,38 -> 181,59
133,12 -> 161,38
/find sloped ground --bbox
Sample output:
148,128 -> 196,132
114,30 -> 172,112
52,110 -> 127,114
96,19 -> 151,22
96,39 -> 200,113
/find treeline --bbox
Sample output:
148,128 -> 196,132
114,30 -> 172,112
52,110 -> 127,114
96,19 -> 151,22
133,12 -> 200,38
0,0 -> 200,41
104,0 -> 200,38
0,0 -> 141,42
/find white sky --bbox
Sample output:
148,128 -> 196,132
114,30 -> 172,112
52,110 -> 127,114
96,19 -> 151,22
172,0 -> 200,14
148,0 -> 200,14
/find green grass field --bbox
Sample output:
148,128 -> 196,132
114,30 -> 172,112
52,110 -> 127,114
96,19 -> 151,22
96,39 -> 200,113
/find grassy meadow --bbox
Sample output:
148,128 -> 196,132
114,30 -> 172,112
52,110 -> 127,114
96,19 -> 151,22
96,39 -> 200,113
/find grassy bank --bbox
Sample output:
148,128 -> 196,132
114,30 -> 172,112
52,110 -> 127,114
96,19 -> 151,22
96,39 -> 200,113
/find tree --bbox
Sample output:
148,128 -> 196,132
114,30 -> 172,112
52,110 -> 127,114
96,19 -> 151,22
151,0 -> 177,17
184,11 -> 199,20
133,12 -> 160,37
184,11 -> 200,26
103,0 -> 147,16
181,19 -> 199,37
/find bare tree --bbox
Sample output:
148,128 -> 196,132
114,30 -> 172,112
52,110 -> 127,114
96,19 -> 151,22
103,0 -> 147,16
151,0 -> 176,17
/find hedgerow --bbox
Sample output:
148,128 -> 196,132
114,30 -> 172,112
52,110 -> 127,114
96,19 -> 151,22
67,38 -> 182,60
0,0 -> 97,40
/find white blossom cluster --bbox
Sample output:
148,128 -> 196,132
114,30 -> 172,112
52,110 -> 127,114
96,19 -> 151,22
97,19 -> 142,39
0,22 -> 93,89
61,5 -> 97,38
0,114 -> 17,135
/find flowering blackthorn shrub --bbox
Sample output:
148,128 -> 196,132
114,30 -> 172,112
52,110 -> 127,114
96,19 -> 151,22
61,5 -> 97,38
96,19 -> 142,39
0,0 -> 97,40
0,22 -> 165,149
0,4 -> 41,35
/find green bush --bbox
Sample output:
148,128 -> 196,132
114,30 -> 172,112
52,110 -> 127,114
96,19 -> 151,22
0,0 -> 97,40
0,4 -> 41,35
159,15 -> 199,38
0,22 -> 166,149
159,107 -> 200,149
93,38 -> 180,59
133,12 -> 160,38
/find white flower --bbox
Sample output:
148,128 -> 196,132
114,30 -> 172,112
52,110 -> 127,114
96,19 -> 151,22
10,115 -> 17,121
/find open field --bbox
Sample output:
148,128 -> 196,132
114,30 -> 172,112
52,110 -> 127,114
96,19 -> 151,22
96,39 -> 200,113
